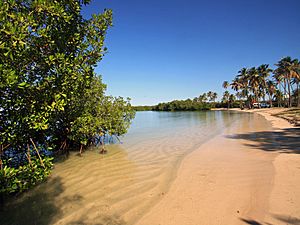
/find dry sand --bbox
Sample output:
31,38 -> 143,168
137,109 -> 300,225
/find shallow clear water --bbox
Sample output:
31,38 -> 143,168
1,111 -> 264,225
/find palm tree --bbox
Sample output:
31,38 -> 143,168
222,91 -> 230,109
236,68 -> 251,108
292,77 -> 300,107
198,93 -> 207,103
207,91 -> 213,102
273,67 -> 287,107
266,79 -> 276,107
257,64 -> 272,102
222,81 -> 229,90
247,67 -> 260,103
212,92 -> 218,102
291,59 -> 300,107
274,57 -> 299,107
274,89 -> 284,107
235,91 -> 243,109
208,92 -> 218,108
230,77 -> 242,92
228,57 -> 299,108
229,94 -> 236,108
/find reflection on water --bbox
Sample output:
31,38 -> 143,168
1,111 -> 254,225
124,111 -> 225,145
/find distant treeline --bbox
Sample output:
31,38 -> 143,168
134,100 -> 210,111
134,92 -> 239,111
134,101 -> 238,111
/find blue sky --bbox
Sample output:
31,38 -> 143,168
82,0 -> 300,105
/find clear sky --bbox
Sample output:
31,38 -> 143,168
82,0 -> 300,106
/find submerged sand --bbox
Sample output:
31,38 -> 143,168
138,108 -> 300,225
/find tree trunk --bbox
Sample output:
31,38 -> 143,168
268,93 -> 272,108
287,79 -> 291,107
99,137 -> 107,154
79,144 -> 83,156
283,79 -> 288,107
254,89 -> 258,103
247,95 -> 251,109
30,138 -> 45,168
278,85 -> 282,107
58,139 -> 68,155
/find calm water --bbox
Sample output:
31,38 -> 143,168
1,111 -> 265,225
125,110 -> 241,144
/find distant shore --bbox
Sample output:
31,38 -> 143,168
137,108 -> 300,225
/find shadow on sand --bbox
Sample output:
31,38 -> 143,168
0,176 -> 83,225
272,214 -> 300,225
240,214 -> 300,225
240,218 -> 265,225
67,214 -> 126,225
226,128 -> 300,154
233,127 -> 300,225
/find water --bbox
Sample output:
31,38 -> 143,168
1,110 -> 260,225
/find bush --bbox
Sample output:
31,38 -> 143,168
0,156 -> 53,195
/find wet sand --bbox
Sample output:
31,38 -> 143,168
137,109 -> 300,225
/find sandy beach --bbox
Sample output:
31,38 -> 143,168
2,109 -> 299,225
137,108 -> 300,225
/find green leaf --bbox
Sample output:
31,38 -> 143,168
18,82 -> 27,88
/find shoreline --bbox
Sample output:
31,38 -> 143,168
137,108 -> 300,225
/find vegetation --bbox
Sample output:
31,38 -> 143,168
134,92 -> 218,111
224,57 -> 300,108
154,99 -> 210,111
133,105 -> 155,111
0,0 -> 134,197
0,145 -> 53,194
